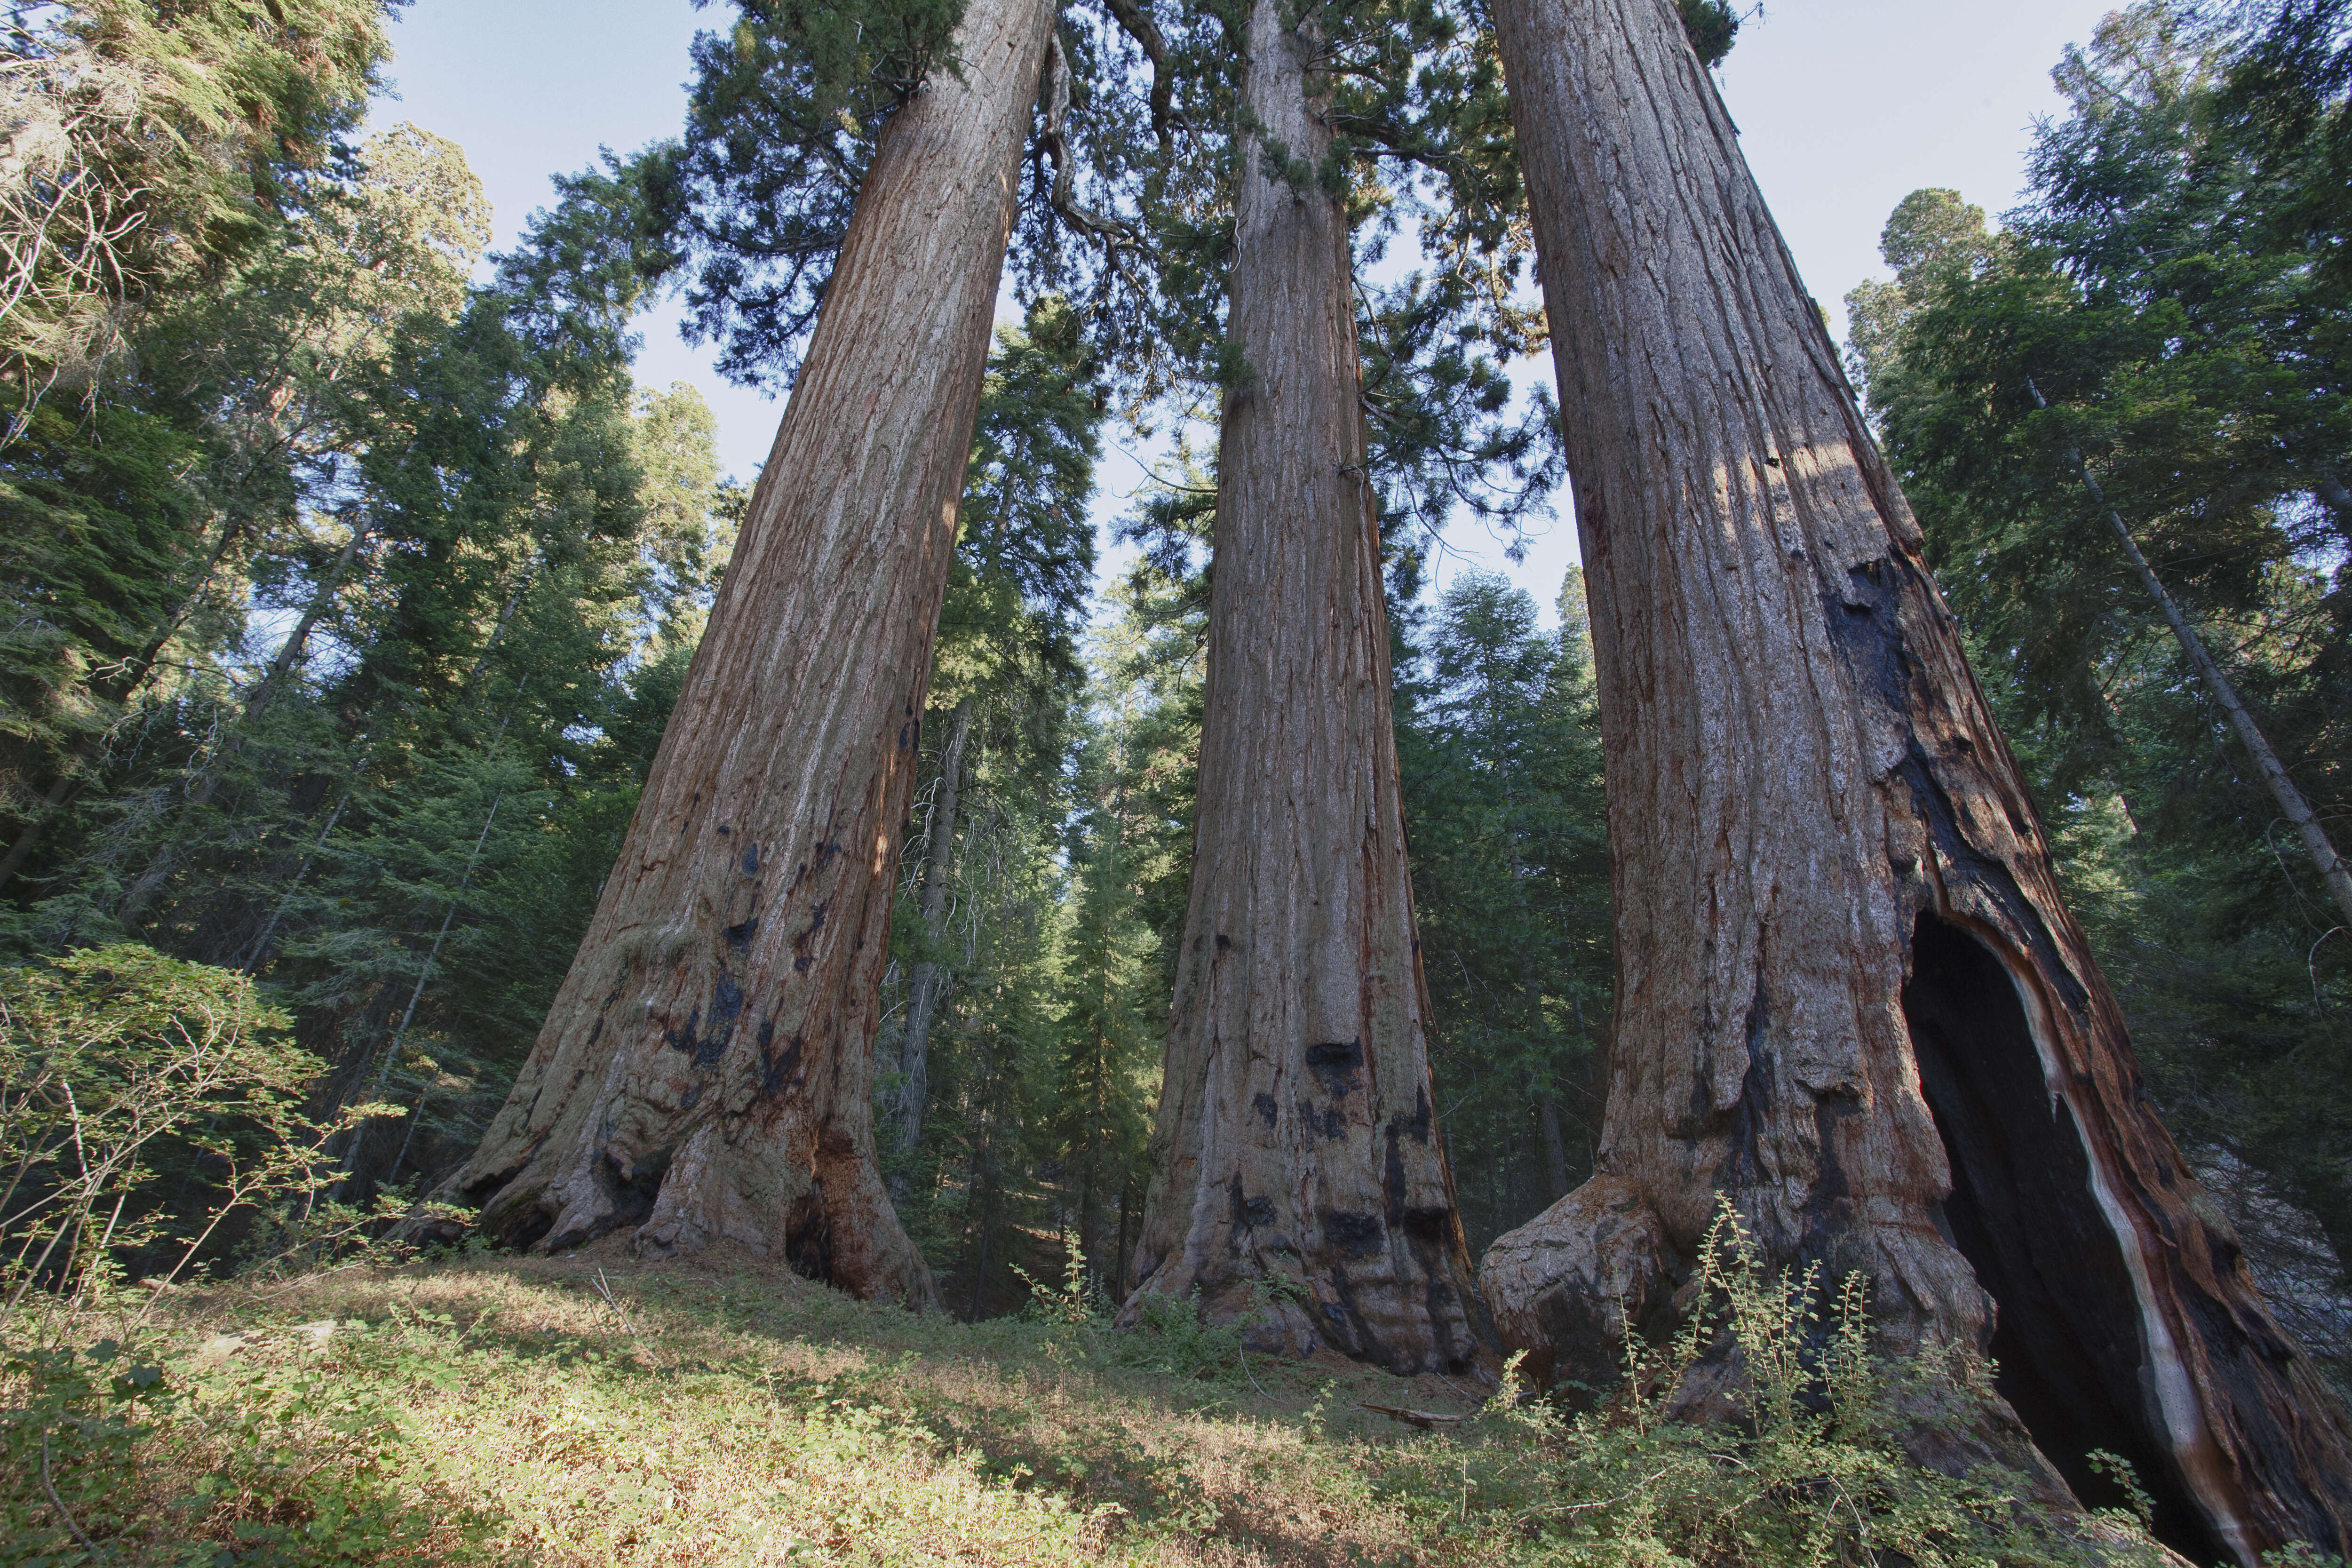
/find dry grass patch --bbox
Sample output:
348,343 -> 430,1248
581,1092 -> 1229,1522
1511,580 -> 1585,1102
4,1223 -> 2196,1568
4,1247 -> 1517,1568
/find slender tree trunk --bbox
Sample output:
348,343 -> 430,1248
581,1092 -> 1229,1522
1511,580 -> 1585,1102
2033,384 -> 2352,931
248,521 -> 369,724
444,0 -> 1054,1308
1533,1082 -> 1571,1203
894,698 -> 975,1166
1115,0 -> 1492,1378
1480,0 -> 2352,1559
1114,1179 -> 1133,1305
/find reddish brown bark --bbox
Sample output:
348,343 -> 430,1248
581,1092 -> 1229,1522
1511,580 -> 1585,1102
1479,0 -> 2352,1559
1116,0 -> 1492,1378
447,0 -> 1055,1307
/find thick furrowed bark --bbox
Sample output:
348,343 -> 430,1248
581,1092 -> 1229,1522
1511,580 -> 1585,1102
1117,0 -> 1493,1379
1480,0 -> 2352,1558
446,0 -> 1055,1309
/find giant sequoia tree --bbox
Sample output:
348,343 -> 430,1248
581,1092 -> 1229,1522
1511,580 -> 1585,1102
1115,0 -> 1491,1377
1477,0 -> 2352,1558
447,0 -> 1054,1303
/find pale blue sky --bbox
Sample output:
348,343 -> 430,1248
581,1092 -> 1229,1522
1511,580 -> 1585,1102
370,0 -> 2124,621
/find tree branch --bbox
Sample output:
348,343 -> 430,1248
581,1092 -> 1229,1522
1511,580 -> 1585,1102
1099,0 -> 1179,157
1042,32 -> 1144,250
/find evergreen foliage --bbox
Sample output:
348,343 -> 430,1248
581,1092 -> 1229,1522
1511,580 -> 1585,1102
0,0 -> 406,414
1396,569 -> 1610,1250
651,0 -> 972,386
1676,0 -> 1741,66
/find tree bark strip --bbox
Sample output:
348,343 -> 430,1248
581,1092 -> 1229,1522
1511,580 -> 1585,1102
445,0 -> 1056,1306
1480,0 -> 2352,1558
893,696 -> 974,1165
1117,0 -> 1492,1377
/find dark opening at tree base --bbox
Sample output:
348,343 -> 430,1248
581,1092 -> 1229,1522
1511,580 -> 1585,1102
1903,915 -> 2221,1563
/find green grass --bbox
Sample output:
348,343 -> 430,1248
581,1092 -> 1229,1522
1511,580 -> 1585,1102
0,1224 -> 2202,1568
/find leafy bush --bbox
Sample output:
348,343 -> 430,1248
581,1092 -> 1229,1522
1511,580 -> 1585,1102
1451,1201 -> 2169,1568
0,944 -> 407,1310
1,1325 -> 498,1566
0,1338 -> 169,1565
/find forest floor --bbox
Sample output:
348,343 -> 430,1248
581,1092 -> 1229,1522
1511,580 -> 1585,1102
3,1243 -> 2173,1568
4,1243 -> 1557,1567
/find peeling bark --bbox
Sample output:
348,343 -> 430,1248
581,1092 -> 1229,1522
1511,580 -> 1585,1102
1116,0 -> 1493,1378
1480,0 -> 2352,1559
892,696 -> 974,1170
444,0 -> 1056,1307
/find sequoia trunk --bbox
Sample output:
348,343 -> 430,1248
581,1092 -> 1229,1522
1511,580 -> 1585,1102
446,0 -> 1054,1306
1479,0 -> 2352,1559
1116,0 -> 1491,1378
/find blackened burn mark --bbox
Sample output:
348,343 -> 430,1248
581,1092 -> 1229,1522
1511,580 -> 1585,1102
1300,1098 -> 1346,1139
1396,1086 -> 1432,1144
1253,1093 -> 1279,1127
1321,1210 -> 1385,1258
698,973 -> 744,1066
1306,1040 -> 1364,1097
498,1204 -> 556,1252
759,1025 -> 804,1099
724,917 -> 760,952
786,1191 -> 833,1281
1904,915 -> 2220,1564
742,843 -> 761,876
1901,742 -> 2090,1011
1228,1178 -> 1277,1234
793,901 -> 830,972
1818,555 -> 2090,1013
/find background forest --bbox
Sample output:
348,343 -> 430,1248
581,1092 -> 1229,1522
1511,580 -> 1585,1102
0,0 -> 2345,1401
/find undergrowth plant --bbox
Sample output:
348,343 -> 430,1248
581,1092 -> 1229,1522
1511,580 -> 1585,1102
2,1321 -> 498,1566
0,945 -> 466,1328
1445,1198 -> 2173,1568
1012,1232 -> 1248,1382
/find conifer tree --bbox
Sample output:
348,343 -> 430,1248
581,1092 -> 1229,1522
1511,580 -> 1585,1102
449,0 -> 1057,1304
1850,1 -> 2352,1394
1117,0 -> 1493,1378
1480,0 -> 2352,1556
